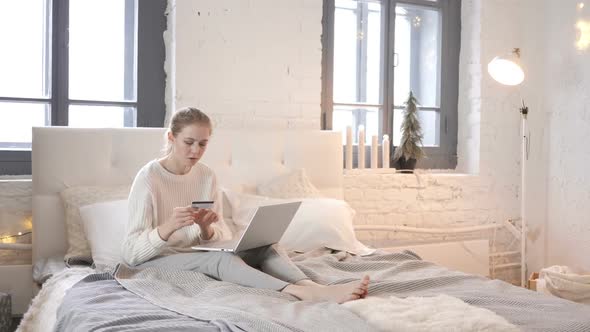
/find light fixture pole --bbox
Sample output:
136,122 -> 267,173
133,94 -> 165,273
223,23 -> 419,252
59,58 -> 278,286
488,49 -> 528,287
519,101 -> 529,287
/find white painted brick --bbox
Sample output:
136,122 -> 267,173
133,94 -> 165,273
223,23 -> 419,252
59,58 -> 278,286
211,114 -> 245,130
287,118 -> 319,130
300,104 -> 321,119
252,102 -> 288,118
352,213 -> 367,225
243,117 -> 289,130
382,189 -> 419,204
363,189 -> 388,202
417,188 -> 454,201
289,79 -> 321,104
381,213 -> 410,225
343,171 -> 516,233
172,0 -> 322,131
343,190 -> 363,201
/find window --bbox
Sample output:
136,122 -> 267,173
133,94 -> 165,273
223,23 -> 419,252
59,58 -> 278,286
0,0 -> 167,175
322,0 -> 460,168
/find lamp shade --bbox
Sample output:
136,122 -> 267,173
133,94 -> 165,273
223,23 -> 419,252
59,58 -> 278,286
487,52 -> 525,86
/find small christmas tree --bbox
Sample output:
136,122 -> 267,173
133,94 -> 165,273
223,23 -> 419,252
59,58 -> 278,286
393,91 -> 425,171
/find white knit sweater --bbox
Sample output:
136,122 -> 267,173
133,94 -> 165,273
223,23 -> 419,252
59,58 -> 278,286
121,160 -> 231,266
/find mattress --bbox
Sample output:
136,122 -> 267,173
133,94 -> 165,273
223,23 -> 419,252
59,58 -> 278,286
20,250 -> 590,332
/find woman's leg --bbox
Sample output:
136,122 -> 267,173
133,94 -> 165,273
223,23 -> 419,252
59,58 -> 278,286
139,252 -> 290,291
240,244 -> 371,303
238,244 -> 308,284
140,250 -> 370,303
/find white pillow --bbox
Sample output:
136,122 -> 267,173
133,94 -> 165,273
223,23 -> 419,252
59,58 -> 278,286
79,199 -> 128,267
257,169 -> 323,199
60,185 -> 130,262
224,190 -> 374,256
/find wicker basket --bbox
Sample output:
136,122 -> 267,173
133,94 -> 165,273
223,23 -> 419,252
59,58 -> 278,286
0,292 -> 11,332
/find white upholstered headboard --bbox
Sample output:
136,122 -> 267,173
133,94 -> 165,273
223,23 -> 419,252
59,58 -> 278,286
32,127 -> 343,264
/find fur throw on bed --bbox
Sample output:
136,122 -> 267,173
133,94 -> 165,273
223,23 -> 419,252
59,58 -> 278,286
16,267 -> 93,332
342,294 -> 519,332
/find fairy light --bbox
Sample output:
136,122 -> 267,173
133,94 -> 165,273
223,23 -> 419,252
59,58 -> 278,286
413,16 -> 422,28
23,216 -> 33,230
0,214 -> 33,248
577,20 -> 590,50
0,231 -> 32,243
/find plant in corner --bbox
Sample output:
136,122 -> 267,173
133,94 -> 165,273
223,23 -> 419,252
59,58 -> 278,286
393,91 -> 425,173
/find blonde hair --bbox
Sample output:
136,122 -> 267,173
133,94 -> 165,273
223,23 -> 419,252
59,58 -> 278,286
164,107 -> 212,155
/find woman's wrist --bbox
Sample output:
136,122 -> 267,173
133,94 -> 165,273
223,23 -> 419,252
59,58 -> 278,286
199,224 -> 215,240
157,225 -> 172,241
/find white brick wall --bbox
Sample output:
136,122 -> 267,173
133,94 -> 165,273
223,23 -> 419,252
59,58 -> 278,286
456,0 -> 481,174
169,0 -> 323,130
344,170 -> 520,283
343,170 -> 514,239
521,0 -> 590,273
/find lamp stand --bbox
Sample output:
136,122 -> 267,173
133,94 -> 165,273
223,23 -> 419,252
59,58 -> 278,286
520,101 -> 529,287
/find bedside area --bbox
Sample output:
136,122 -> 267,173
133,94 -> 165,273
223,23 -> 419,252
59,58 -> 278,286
0,178 -> 34,330
0,265 -> 34,317
377,239 -> 490,277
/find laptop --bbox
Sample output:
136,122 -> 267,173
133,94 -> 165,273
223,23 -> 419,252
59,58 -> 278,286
191,201 -> 302,253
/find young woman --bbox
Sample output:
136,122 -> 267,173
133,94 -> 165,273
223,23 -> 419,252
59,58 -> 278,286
121,107 -> 369,303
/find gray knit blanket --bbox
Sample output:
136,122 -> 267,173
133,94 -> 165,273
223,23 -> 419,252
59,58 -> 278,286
54,250 -> 590,332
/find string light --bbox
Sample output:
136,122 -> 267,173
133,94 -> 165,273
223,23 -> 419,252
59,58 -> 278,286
413,16 -> 422,28
577,20 -> 590,50
0,231 -> 32,242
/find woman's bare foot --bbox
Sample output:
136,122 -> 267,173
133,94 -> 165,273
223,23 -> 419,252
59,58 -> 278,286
283,275 -> 370,303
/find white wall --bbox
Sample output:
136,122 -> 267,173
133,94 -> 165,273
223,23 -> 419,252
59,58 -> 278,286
523,0 -> 590,273
543,1 -> 590,272
170,0 -> 322,130
518,0 -> 550,277
478,0 -> 590,274
456,0 -> 481,174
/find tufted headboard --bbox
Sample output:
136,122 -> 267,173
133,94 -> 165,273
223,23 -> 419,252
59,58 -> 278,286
32,127 -> 343,264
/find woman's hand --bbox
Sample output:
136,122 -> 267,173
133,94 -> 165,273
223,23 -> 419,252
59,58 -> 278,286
157,206 -> 197,241
192,208 -> 219,240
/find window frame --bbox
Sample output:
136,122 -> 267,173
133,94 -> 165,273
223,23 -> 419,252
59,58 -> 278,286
0,0 -> 167,175
321,0 -> 461,169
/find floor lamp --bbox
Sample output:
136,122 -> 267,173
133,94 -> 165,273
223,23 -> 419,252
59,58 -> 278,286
488,48 -> 529,287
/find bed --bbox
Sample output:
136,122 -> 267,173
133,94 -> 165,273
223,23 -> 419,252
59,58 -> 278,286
18,127 -> 590,331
